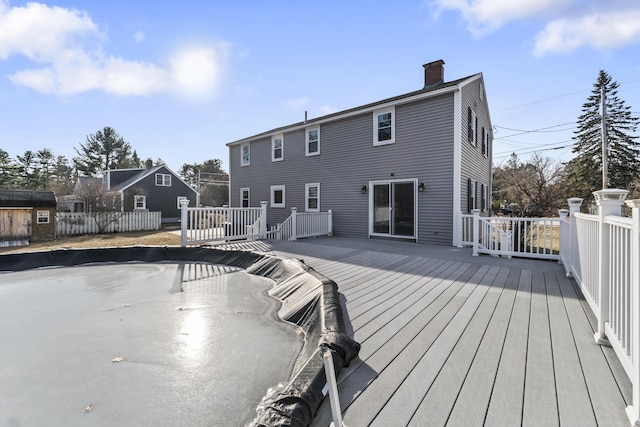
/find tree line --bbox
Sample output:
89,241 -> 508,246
1,126 -> 229,206
493,70 -> 640,216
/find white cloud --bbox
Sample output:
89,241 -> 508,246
0,2 -> 228,97
534,10 -> 640,55
430,0 -> 573,36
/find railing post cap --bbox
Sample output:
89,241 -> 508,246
559,209 -> 569,214
593,188 -> 628,203
472,209 -> 481,214
179,199 -> 190,206
567,197 -> 583,205
260,201 -> 268,205
625,199 -> 640,209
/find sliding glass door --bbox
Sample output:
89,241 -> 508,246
370,180 -> 416,238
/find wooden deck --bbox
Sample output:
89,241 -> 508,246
220,237 -> 631,427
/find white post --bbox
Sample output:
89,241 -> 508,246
593,189 -> 628,346
558,209 -> 570,270
454,211 -> 463,248
472,209 -> 481,256
291,207 -> 298,241
323,350 -> 345,427
260,201 -> 268,238
180,199 -> 190,247
328,209 -> 333,236
566,198 -> 583,279
626,200 -> 640,426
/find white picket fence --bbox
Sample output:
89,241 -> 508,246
56,211 -> 161,236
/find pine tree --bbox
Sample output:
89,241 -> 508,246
564,70 -> 640,203
74,127 -> 133,176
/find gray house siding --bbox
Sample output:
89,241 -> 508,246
230,93 -> 457,245
122,167 -> 197,222
460,78 -> 492,215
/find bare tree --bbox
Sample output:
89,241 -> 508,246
76,179 -> 122,233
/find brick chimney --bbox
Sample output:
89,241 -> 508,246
145,158 -> 153,168
423,59 -> 445,87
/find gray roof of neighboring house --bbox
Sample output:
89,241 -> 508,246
226,73 -> 481,146
0,189 -> 57,207
109,165 -> 164,192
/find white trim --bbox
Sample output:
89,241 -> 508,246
452,89 -> 462,246
271,134 -> 284,162
176,196 -> 187,209
134,194 -> 147,210
373,106 -> 395,146
305,183 -> 320,212
241,143 -> 250,166
468,108 -> 477,147
155,173 -> 171,187
240,187 -> 250,208
36,210 -> 50,224
226,74 -> 483,147
305,126 -> 320,156
270,185 -> 285,208
368,178 -> 418,239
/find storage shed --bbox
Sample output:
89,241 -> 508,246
0,189 -> 57,246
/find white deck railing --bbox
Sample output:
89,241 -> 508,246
180,201 -> 267,246
556,190 -> 640,426
271,207 -> 333,241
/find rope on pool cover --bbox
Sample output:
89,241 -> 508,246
0,246 -> 361,426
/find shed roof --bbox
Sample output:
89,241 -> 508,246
0,189 -> 57,208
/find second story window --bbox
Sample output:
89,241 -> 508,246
374,107 -> 395,146
482,127 -> 489,157
155,173 -> 171,186
468,107 -> 478,147
272,135 -> 283,162
306,127 -> 320,156
241,143 -> 250,166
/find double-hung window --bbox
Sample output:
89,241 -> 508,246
468,107 -> 478,147
270,185 -> 285,208
37,210 -> 49,224
134,195 -> 146,210
241,143 -> 250,166
306,127 -> 320,156
373,107 -> 395,146
467,178 -> 477,212
240,188 -> 250,208
272,135 -> 283,162
305,183 -> 320,212
482,127 -> 489,158
155,173 -> 171,186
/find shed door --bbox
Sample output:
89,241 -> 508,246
0,209 -> 32,242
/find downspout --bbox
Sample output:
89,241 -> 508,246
452,89 -> 462,247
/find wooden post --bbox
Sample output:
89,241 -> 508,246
472,209 -> 480,256
328,210 -> 333,236
291,207 -> 298,241
593,189 -> 628,346
260,201 -> 268,238
180,198 -> 190,247
626,199 -> 640,426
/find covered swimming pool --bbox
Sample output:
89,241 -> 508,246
0,247 -> 360,426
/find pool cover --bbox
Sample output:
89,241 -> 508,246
0,247 -> 360,426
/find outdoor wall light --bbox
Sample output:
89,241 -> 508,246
361,185 -> 368,194
419,182 -> 425,192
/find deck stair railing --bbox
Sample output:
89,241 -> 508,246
557,190 -> 640,426
269,207 -> 333,241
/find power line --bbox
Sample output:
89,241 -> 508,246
493,122 -> 576,140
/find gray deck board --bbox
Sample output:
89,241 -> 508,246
243,237 -> 631,427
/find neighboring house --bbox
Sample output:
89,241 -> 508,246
58,161 -> 198,224
227,59 -> 492,246
0,189 -> 56,246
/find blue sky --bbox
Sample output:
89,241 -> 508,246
1,0 -> 639,174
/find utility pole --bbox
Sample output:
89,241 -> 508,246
601,85 -> 608,189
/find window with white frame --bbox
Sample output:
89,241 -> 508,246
305,183 -> 320,212
373,107 -> 395,146
270,185 -> 285,208
272,135 -> 283,162
482,127 -> 489,158
36,210 -> 49,224
481,184 -> 487,211
240,188 -> 250,208
468,107 -> 477,147
155,173 -> 171,186
306,127 -> 320,156
467,178 -> 477,212
241,143 -> 250,166
134,195 -> 146,209
176,196 -> 188,209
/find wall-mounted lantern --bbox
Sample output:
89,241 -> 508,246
361,185 -> 368,194
418,182 -> 425,192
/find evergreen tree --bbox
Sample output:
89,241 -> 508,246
564,70 -> 640,203
0,149 -> 18,188
74,127 -> 133,176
